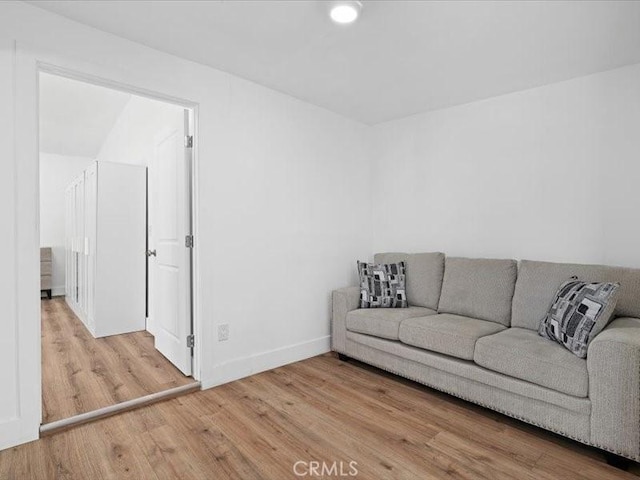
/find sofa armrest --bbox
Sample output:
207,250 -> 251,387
331,286 -> 360,352
588,317 -> 640,460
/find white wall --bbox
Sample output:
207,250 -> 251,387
0,36 -> 22,448
0,1 -> 371,450
39,153 -> 94,295
97,95 -> 183,166
371,63 -> 640,268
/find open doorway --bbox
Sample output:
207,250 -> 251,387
38,72 -> 199,429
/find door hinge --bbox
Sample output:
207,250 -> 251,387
187,334 -> 195,348
184,135 -> 193,148
185,235 -> 194,248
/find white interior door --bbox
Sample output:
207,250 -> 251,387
149,109 -> 193,376
73,176 -> 84,308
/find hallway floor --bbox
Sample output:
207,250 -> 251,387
41,297 -> 194,424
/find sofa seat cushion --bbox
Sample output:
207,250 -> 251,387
398,314 -> 506,360
346,307 -> 436,340
474,328 -> 588,397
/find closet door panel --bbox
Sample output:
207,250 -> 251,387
95,162 -> 146,337
70,179 -> 78,307
66,161 -> 145,338
75,175 -> 87,322
64,186 -> 71,299
84,163 -> 97,332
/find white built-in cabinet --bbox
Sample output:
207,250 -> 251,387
65,161 -> 147,338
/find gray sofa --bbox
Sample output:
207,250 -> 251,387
332,252 -> 640,462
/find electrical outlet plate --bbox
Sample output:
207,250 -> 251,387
218,323 -> 229,341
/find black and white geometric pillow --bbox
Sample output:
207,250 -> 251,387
357,261 -> 408,308
538,277 -> 620,358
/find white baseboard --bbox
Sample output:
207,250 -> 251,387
201,335 -> 331,389
51,286 -> 65,297
41,286 -> 65,297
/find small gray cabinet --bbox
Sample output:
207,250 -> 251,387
40,247 -> 52,299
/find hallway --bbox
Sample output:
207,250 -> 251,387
41,298 -> 195,423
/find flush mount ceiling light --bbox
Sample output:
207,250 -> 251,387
329,1 -> 363,25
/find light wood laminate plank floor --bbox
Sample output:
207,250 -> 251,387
3,352 -> 638,479
41,297 -> 194,424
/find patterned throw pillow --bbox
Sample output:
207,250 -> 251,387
538,277 -> 620,358
357,261 -> 408,308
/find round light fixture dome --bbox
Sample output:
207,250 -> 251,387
330,1 -> 363,24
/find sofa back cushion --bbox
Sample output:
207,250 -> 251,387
512,260 -> 640,330
438,257 -> 517,326
374,252 -> 444,310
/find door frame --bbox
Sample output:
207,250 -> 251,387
15,43 -> 203,439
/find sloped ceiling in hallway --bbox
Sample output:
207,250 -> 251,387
39,73 -> 130,157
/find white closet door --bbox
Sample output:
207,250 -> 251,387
64,186 -> 72,299
71,178 -> 79,306
94,161 -> 146,337
149,109 -> 193,376
74,174 -> 86,320
84,162 -> 97,331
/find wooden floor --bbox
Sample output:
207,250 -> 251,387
41,297 -> 194,424
3,353 -> 638,479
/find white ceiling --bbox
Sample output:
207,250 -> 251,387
39,73 -> 130,157
30,1 -> 640,125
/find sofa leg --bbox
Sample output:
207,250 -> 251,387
338,353 -> 351,362
47,289 -> 52,300
605,453 -> 630,470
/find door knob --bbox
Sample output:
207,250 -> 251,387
147,249 -> 157,257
